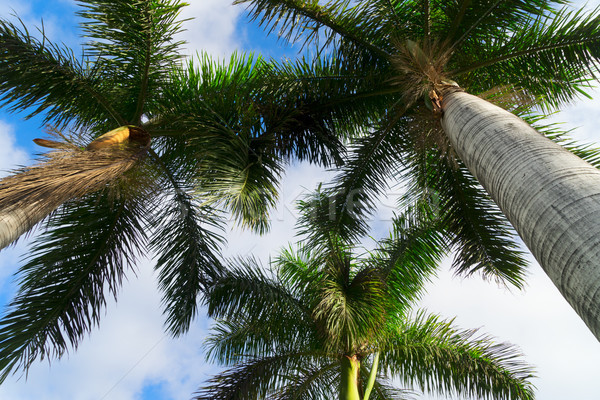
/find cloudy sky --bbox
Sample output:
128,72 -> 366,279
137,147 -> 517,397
1,1 -> 600,399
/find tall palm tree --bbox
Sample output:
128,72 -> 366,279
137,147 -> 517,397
235,0 -> 600,340
197,193 -> 536,400
0,0 -> 345,382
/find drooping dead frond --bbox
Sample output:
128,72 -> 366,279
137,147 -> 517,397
0,126 -> 151,249
405,105 -> 454,162
33,125 -> 83,150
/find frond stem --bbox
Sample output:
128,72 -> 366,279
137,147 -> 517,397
447,0 -> 504,53
267,0 -> 390,59
447,0 -> 473,41
362,352 -> 379,400
451,36 -> 600,76
132,7 -> 153,124
423,0 -> 430,38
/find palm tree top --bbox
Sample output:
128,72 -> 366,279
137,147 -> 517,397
231,0 -> 600,289
240,0 -> 600,109
199,193 -> 536,399
0,0 -> 347,383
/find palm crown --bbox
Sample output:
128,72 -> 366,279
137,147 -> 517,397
0,0 -> 346,382
235,0 -> 600,338
198,193 -> 536,400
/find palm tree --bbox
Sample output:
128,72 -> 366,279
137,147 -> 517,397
197,192 -> 536,400
235,0 -> 600,340
0,0 -> 344,382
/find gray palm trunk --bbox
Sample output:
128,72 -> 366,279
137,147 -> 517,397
441,90 -> 600,341
0,203 -> 47,249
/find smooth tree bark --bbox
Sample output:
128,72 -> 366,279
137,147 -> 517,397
340,355 -> 361,400
441,89 -> 600,341
0,203 -> 46,249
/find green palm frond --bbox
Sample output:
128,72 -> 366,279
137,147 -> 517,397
442,0 -> 559,49
261,56 -> 381,166
307,123 -> 409,247
379,312 -> 535,400
0,189 -> 149,382
527,116 -> 600,168
77,0 -> 187,124
197,134 -> 283,234
149,178 -> 225,336
151,53 -> 286,233
237,0 -> 389,58
155,52 -> 349,167
313,259 -> 389,353
369,206 -> 447,315
195,352 -> 325,400
401,150 -> 528,288
207,315 -> 321,373
207,258 -> 313,345
270,359 -> 339,400
296,187 -> 365,251
455,5 -> 600,108
0,18 -> 122,128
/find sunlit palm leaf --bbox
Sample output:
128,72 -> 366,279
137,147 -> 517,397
78,0 -> 187,124
379,312 -> 535,400
0,18 -> 120,128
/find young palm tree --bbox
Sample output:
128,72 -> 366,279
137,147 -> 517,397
235,0 -> 600,340
0,0 -> 345,382
197,193 -> 536,400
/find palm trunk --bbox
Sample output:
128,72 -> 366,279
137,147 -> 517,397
340,355 -> 361,400
441,90 -> 600,341
0,203 -> 48,249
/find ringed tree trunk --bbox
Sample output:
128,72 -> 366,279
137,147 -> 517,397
0,202 -> 47,250
0,126 -> 150,251
441,90 -> 600,341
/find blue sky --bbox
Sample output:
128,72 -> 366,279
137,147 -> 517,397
1,1 -> 600,399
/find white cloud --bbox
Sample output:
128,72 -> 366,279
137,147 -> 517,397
547,87 -> 600,144
176,0 -> 243,58
0,121 -> 29,177
0,0 -> 80,49
0,259 -> 213,400
418,257 -> 600,399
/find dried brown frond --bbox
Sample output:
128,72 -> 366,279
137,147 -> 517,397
33,125 -> 84,150
404,105 -> 458,167
0,124 -> 153,223
0,126 -> 154,249
0,148 -> 146,211
389,38 -> 453,108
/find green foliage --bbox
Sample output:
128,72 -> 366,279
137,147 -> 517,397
0,0 -> 342,382
198,198 -> 535,399
236,0 -> 600,286
0,190 -> 148,382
